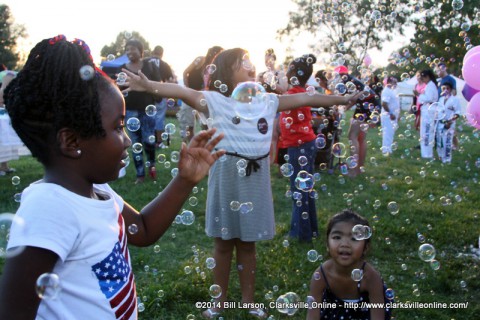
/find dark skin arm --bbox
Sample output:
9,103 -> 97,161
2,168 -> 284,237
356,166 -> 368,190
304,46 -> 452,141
122,129 -> 225,246
0,247 -> 59,320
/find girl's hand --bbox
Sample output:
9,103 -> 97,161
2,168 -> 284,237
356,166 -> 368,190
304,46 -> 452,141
178,128 -> 226,184
343,92 -> 364,110
121,69 -> 150,93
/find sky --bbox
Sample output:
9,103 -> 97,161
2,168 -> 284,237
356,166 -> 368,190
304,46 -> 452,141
5,0 -> 405,79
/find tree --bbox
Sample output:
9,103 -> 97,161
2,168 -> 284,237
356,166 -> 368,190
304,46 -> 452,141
0,4 -> 27,69
278,0 -> 409,74
385,0 -> 480,78
100,31 -> 151,59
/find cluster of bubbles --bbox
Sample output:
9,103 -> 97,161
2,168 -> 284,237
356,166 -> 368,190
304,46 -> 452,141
276,292 -> 301,316
352,224 -> 372,240
229,200 -> 254,214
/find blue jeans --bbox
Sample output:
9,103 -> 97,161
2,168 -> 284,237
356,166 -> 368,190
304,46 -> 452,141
155,99 -> 167,131
126,110 -> 156,177
288,139 -> 319,242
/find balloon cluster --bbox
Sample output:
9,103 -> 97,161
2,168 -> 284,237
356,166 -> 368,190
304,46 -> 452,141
462,46 -> 480,129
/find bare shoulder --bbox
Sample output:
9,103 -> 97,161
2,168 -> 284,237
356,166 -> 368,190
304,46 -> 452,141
362,262 -> 384,290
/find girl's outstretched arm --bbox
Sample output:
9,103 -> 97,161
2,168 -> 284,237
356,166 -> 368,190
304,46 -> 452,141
277,91 -> 364,112
121,69 -> 208,113
121,128 -> 225,247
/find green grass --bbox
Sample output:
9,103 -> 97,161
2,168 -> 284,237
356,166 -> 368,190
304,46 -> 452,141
1,111 -> 479,319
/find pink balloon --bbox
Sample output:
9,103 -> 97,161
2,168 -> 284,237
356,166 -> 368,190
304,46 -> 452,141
462,52 -> 480,90
466,93 -> 480,129
463,45 -> 480,64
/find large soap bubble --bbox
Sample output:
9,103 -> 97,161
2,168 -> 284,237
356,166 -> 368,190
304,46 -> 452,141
231,82 -> 268,120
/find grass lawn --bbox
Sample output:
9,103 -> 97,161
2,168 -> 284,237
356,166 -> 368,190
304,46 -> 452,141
1,110 -> 479,319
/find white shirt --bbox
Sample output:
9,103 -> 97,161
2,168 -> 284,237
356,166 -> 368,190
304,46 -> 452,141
8,182 -> 137,320
418,80 -> 439,105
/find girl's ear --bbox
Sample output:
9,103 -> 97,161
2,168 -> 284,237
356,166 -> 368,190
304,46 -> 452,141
57,128 -> 82,159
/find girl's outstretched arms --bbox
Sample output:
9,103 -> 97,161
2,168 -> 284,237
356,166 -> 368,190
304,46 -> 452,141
277,91 -> 364,112
121,69 -> 208,113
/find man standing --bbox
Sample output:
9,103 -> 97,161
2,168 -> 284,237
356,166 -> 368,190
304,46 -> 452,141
435,62 -> 457,96
145,46 -> 177,148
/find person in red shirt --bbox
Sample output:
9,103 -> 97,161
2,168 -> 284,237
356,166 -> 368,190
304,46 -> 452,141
279,54 -> 319,242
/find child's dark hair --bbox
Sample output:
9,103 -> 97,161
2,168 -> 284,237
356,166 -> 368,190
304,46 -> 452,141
287,54 -> 317,87
420,69 -> 437,87
125,39 -> 144,55
326,209 -> 371,245
4,35 -> 112,166
207,48 -> 252,97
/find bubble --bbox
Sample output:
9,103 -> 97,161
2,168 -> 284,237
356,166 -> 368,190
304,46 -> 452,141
205,257 -> 216,269
188,196 -> 198,207
307,249 -> 319,262
282,239 -> 290,248
335,83 -> 347,94
430,259 -> 441,270
387,201 -> 399,215
124,31 -> 132,39
145,104 -> 157,117
0,213 -> 25,259
126,117 -> 141,132
131,142 -> 143,154
184,265 -> 192,274
116,72 -> 127,86
352,224 -> 366,240
452,0 -> 464,10
315,134 -> 327,149
170,151 -> 180,163
404,176 -> 413,184
306,86 -> 316,96
170,167 -> 179,178
345,156 -> 358,169
157,154 -> 166,163
332,143 -> 347,158
206,64 -> 217,74
231,82 -> 268,120
165,123 -> 176,134
128,224 -> 139,235
11,176 -> 20,186
236,159 -> 247,169
298,155 -> 308,166
351,268 -> 363,281
460,280 -> 467,288
181,210 -> 195,225
79,65 -> 94,81
277,292 -> 300,315
153,245 -> 161,253
36,273 -> 61,300
280,163 -> 294,177
294,170 -> 315,192
157,289 -> 165,298
209,284 -> 222,298
13,193 -> 21,203
239,202 -> 253,214
107,54 -> 115,61
418,243 -> 436,262
385,288 -> 395,300
230,200 -> 241,211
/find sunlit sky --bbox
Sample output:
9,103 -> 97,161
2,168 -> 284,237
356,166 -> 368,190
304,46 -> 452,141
5,0 -> 405,79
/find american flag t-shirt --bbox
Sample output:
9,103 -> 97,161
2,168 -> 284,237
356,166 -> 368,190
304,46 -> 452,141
92,214 -> 137,319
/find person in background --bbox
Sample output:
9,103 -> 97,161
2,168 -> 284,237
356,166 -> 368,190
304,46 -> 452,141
435,62 -> 459,149
182,46 -> 224,143
414,69 -> 438,159
279,54 -> 319,243
120,39 -> 161,183
413,71 -> 426,131
380,76 -> 400,155
146,45 -> 177,149
0,64 -> 21,176
436,81 -> 461,163
335,65 -> 381,177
